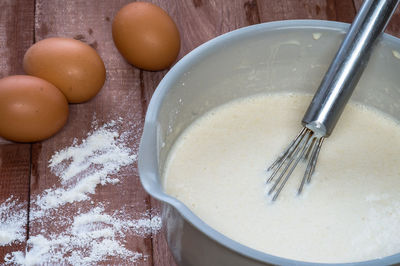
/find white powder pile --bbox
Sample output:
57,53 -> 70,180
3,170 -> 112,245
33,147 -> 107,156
6,206 -> 161,266
2,119 -> 162,265
33,120 -> 137,217
0,197 -> 26,246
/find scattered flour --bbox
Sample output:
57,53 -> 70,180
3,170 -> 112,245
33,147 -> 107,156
33,120 -> 137,217
0,197 -> 26,246
5,206 -> 160,266
1,119 -> 162,265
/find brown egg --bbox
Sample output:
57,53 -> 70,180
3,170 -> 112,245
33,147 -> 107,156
112,2 -> 180,71
0,75 -> 69,142
23,37 -> 106,103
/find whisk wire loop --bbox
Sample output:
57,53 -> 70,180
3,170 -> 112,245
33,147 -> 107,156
298,137 -> 324,194
266,127 -> 306,182
267,128 -> 324,201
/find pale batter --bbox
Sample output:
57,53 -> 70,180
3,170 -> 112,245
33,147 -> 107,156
163,93 -> 400,263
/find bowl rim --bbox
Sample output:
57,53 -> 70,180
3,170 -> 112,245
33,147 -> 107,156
138,19 -> 400,266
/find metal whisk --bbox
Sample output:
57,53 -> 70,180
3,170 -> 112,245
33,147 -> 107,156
267,0 -> 400,201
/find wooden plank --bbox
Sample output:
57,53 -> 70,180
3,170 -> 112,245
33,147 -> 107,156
140,1 -> 262,265
141,0 -> 262,103
257,0 -> 355,23
0,0 -> 34,77
0,145 -> 31,263
30,1 -> 152,264
353,0 -> 400,38
0,0 -> 34,263
0,0 -> 377,264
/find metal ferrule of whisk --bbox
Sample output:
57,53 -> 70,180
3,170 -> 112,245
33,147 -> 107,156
267,0 -> 400,201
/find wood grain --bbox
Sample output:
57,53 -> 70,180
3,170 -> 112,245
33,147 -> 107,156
140,0 -> 261,103
1,0 -> 400,265
257,0 -> 355,23
0,0 -> 34,263
0,144 -> 31,263
353,0 -> 400,38
30,0 -> 152,264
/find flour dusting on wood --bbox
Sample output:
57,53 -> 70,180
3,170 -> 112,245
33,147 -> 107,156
0,197 -> 26,246
33,119 -> 137,216
1,118 -> 161,265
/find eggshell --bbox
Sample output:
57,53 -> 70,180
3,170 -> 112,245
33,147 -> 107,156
0,75 -> 69,142
23,37 -> 106,103
112,2 -> 180,71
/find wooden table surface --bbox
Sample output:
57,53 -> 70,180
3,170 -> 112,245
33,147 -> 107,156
1,0 -> 399,265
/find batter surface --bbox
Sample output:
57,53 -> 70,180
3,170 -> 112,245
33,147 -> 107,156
163,93 -> 400,263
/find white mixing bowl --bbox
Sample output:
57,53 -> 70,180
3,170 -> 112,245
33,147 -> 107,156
139,20 -> 400,266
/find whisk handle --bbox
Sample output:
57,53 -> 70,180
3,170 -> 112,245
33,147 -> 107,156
302,0 -> 399,137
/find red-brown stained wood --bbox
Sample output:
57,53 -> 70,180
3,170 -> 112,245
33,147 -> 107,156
353,0 -> 400,38
4,0 -> 400,265
140,0 -> 262,103
0,144 -> 31,263
30,0 -> 152,264
0,0 -> 34,263
0,0 -> 34,77
257,0 -> 355,23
